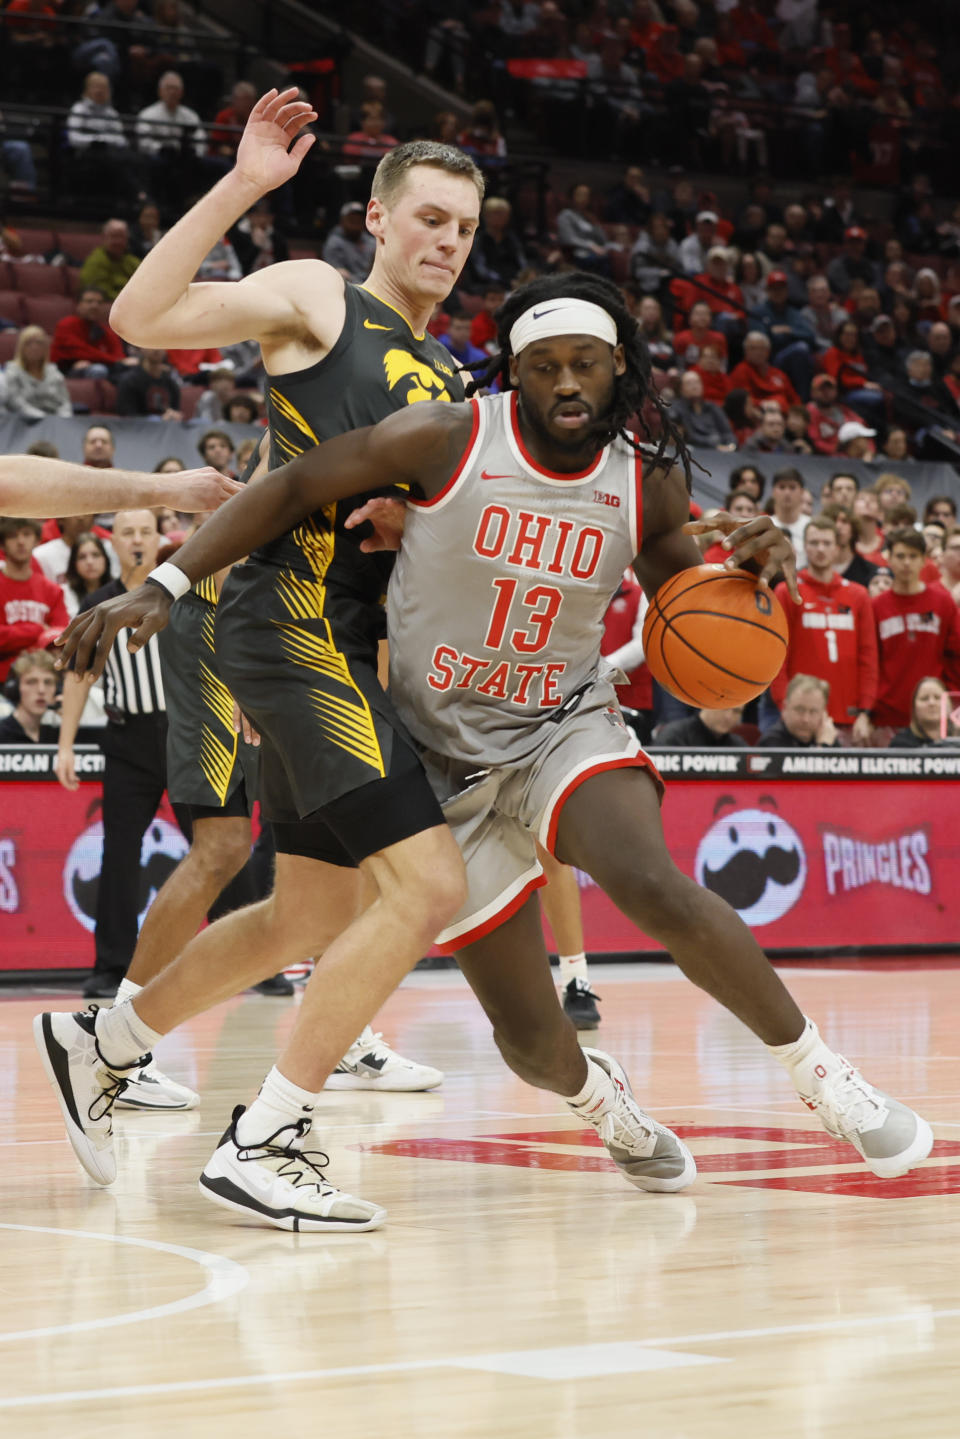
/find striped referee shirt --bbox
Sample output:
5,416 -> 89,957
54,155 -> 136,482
78,578 -> 166,717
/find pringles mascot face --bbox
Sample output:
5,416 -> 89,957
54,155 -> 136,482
694,796 -> 806,927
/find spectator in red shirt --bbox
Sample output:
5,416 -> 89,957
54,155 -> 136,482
692,342 -> 730,405
50,287 -> 133,381
806,373 -> 865,454
209,80 -> 257,157
772,516 -> 877,741
728,331 -> 800,412
601,569 -> 653,743
853,488 -> 886,566
647,26 -> 684,84
691,246 -> 744,325
470,285 -> 506,355
673,300 -> 728,366
343,105 -> 399,161
730,0 -> 776,53
871,527 -> 960,729
820,318 -> 886,427
0,517 -> 69,682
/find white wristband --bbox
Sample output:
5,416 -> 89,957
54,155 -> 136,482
147,562 -> 191,601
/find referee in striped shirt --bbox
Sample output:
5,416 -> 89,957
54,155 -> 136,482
57,509 -> 188,997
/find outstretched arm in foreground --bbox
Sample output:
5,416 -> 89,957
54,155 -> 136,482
56,402 -> 472,678
0,456 -> 241,519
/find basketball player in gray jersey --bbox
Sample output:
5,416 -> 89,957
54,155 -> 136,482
45,276 -> 933,1228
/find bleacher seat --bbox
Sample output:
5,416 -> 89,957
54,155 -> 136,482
0,261 -> 14,290
13,265 -> 70,297
66,377 -> 100,413
179,384 -> 205,420
23,295 -> 76,332
0,292 -> 27,327
64,268 -> 83,297
57,233 -> 102,265
97,380 -> 117,414
15,229 -> 57,258
0,330 -> 19,364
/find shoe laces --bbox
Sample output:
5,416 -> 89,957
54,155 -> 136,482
85,1005 -> 132,1122
580,1082 -> 656,1151
234,1115 -> 335,1195
811,1060 -> 884,1137
355,1027 -> 393,1060
568,978 -> 600,1000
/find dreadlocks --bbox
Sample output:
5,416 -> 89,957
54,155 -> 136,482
465,271 -> 694,490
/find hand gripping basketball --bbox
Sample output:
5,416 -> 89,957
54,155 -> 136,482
642,563 -> 789,708
684,512 -> 801,602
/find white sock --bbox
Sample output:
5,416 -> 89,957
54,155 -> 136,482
567,1056 -> 615,1111
766,1017 -> 840,1093
95,999 -> 163,1069
559,953 -> 589,987
114,977 -> 141,1006
235,1066 -> 319,1147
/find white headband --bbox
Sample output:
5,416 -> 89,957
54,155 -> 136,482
509,298 -> 618,355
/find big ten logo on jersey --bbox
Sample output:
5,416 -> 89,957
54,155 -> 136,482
425,504 -> 608,708
384,348 -> 454,405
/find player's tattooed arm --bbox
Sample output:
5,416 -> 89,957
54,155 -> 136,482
55,402 -> 474,678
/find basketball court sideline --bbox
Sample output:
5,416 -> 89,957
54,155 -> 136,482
3,960 -> 959,1438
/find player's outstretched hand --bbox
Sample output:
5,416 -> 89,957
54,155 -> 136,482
684,512 -> 801,604
159,466 -> 242,512
234,87 -> 317,193
54,583 -> 174,680
343,496 -> 408,552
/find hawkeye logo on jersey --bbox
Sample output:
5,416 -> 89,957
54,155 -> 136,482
384,349 -> 453,404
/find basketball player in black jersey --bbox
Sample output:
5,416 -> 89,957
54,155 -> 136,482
107,92 -> 480,1102
35,92 -> 481,1218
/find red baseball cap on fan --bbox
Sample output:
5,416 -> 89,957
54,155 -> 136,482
845,226 -> 867,241
766,270 -> 789,286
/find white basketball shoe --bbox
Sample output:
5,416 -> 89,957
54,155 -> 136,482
33,1009 -> 144,1185
797,1055 -> 933,1179
324,1027 -> 443,1091
199,1106 -> 386,1232
570,1048 -> 697,1193
115,1058 -> 199,1111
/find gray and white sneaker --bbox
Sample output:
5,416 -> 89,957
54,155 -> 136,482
33,1009 -> 144,1185
324,1026 -> 443,1091
798,1057 -> 933,1179
571,1048 -> 697,1193
199,1106 -> 386,1232
115,1058 -> 199,1111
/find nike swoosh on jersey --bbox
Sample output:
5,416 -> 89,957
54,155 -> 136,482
480,470 -> 515,480
364,319 -> 392,331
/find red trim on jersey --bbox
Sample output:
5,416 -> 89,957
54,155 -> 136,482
433,871 -> 548,954
409,397 -> 480,508
509,391 -> 607,482
543,753 -> 663,856
632,448 -> 643,556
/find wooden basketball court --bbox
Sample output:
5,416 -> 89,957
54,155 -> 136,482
3,960 -> 959,1437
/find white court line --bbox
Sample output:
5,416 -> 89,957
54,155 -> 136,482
1,1304 -> 958,1409
0,1224 -> 248,1343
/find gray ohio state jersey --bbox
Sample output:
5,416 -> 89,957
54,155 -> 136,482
387,390 -> 643,765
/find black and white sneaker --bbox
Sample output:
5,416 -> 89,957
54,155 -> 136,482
115,1057 -> 199,1110
562,978 -> 601,1030
199,1106 -> 386,1232
325,1026 -> 443,1091
33,1009 -> 144,1185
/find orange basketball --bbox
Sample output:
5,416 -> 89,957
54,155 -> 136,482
642,564 -> 788,708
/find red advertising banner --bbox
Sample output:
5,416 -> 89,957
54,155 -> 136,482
550,778 -> 959,954
2,763 -> 958,971
1,780 -> 188,970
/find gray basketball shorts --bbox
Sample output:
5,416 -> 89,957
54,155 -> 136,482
420,680 -> 663,954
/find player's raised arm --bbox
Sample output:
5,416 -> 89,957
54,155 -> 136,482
110,88 -> 333,350
0,455 -> 240,518
55,402 -> 472,678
